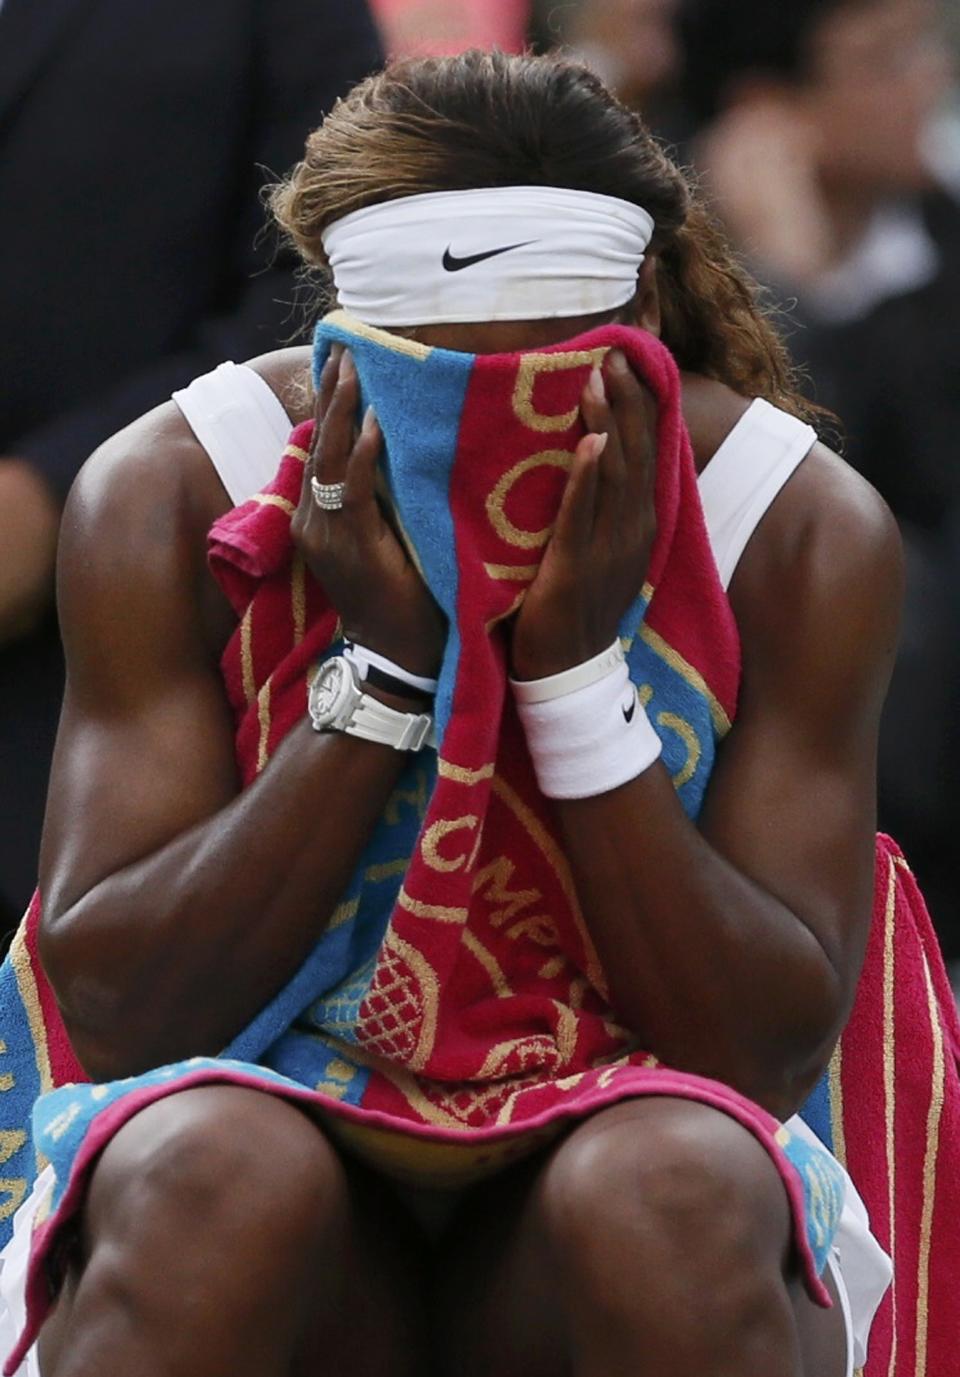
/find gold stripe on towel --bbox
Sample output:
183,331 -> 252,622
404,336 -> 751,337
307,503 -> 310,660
827,1040 -> 847,1169
915,952 -> 946,1377
882,854 -> 898,1377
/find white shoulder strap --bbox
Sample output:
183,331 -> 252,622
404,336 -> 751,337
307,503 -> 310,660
172,362 -> 294,506
697,399 -> 817,590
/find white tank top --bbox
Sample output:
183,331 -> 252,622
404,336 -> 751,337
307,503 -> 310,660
173,362 -> 817,591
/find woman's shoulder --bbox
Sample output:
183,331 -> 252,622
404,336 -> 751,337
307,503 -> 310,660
58,347 -> 309,659
729,425 -> 903,677
66,347 -> 312,544
679,374 -> 753,474
245,346 -> 313,425
65,395 -> 230,561
680,372 -> 903,657
682,372 -> 896,559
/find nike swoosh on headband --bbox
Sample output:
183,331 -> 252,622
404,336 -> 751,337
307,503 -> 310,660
622,695 -> 637,724
442,241 -> 537,272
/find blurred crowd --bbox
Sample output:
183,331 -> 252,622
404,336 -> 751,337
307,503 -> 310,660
2,0 -> 959,983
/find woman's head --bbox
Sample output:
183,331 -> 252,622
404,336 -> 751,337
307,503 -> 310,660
272,50 -> 813,415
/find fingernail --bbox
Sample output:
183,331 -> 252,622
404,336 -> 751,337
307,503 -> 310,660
589,432 -> 609,460
340,350 -> 356,381
362,405 -> 378,432
587,366 -> 605,403
608,349 -> 629,374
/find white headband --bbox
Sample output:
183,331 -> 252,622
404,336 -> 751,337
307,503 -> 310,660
321,186 -> 655,327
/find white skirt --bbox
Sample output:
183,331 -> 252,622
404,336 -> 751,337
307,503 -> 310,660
0,1116 -> 892,1376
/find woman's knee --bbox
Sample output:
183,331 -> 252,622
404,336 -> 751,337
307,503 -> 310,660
85,1084 -> 348,1256
538,1097 -> 792,1276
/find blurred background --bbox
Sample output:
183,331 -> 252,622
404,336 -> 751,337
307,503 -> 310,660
2,0 -> 958,1000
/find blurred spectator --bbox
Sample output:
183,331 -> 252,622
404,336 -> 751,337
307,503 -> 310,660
676,0 -> 960,959
0,0 -> 383,929
370,0 -> 528,56
530,0 -> 685,131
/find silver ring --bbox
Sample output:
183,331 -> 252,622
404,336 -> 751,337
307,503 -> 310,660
311,477 -> 346,511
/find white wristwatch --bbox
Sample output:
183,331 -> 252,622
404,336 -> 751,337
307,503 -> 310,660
308,656 -> 433,752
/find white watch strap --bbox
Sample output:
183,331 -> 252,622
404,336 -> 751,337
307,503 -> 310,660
344,693 -> 433,752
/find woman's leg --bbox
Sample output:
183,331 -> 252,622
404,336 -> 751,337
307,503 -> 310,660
435,1097 -> 847,1377
35,1086 -> 430,1377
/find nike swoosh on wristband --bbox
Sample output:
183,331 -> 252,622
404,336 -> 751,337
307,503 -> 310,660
622,695 -> 637,724
442,241 -> 537,272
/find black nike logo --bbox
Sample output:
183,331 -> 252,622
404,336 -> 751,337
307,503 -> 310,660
442,240 -> 536,272
622,695 -> 637,724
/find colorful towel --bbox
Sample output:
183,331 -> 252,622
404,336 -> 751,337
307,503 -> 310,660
0,314 -> 956,1374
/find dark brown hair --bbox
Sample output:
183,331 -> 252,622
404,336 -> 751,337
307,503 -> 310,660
271,49 -> 818,421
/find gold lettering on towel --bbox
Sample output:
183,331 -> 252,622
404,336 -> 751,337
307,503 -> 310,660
482,563 -> 538,582
637,624 -> 731,737
462,931 -> 511,999
421,815 -> 479,874
490,777 -> 606,998
473,856 -> 541,931
486,451 -> 572,550
656,711 -> 702,788
512,349 -> 607,433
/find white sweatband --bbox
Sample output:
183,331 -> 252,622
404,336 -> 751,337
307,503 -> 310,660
513,653 -> 662,799
343,642 -> 438,696
322,186 -> 655,327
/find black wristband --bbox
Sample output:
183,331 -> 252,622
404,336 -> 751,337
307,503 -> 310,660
363,663 -> 434,702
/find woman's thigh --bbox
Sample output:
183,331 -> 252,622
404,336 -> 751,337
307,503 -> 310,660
35,1085 -> 432,1377
433,1097 -> 847,1377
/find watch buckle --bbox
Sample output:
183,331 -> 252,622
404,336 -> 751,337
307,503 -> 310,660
398,712 -> 433,752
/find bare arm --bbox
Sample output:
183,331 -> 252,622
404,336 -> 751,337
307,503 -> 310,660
513,355 -> 902,1117
40,352 -> 440,1081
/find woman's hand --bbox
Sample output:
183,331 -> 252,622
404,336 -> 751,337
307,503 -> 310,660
510,350 -> 658,681
291,347 -> 445,677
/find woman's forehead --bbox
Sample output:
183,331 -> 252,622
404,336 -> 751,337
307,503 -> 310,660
394,312 -> 626,356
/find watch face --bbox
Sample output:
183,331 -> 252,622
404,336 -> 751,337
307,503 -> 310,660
312,659 -> 348,720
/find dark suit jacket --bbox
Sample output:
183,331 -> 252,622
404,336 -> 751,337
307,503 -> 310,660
0,0 -> 383,920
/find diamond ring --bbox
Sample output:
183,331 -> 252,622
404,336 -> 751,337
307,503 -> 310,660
311,477 -> 346,511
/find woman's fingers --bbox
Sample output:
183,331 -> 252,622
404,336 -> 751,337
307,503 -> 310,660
603,350 -> 658,512
553,438 -> 602,554
313,344 -> 342,429
315,348 -> 360,489
305,345 -> 343,479
343,407 -> 383,534
581,360 -> 627,542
